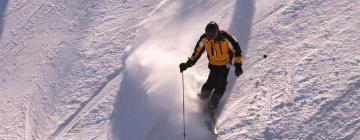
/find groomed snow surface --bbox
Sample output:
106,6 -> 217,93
0,0 -> 359,139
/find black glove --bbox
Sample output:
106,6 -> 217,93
234,64 -> 243,77
179,62 -> 189,73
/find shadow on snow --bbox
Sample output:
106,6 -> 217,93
0,0 -> 9,41
218,0 -> 255,120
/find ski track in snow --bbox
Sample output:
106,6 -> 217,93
46,1 -> 166,139
25,102 -> 32,140
46,0 -> 173,139
47,70 -> 124,140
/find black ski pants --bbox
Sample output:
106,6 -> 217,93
200,65 -> 229,108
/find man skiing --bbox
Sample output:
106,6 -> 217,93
179,21 -> 243,113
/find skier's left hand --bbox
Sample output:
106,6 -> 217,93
234,64 -> 243,77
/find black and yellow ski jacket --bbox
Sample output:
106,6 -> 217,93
187,30 -> 243,67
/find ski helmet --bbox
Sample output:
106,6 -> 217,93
205,21 -> 219,37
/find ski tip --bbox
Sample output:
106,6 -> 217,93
213,128 -> 218,135
211,126 -> 218,135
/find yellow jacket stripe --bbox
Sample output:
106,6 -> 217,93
187,31 -> 243,66
234,56 -> 243,64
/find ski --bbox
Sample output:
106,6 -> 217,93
198,94 -> 218,135
210,110 -> 218,135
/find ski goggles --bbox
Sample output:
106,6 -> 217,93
206,31 -> 219,39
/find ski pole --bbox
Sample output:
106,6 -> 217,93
244,54 -> 267,70
181,72 -> 186,138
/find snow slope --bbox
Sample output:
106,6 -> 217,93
0,0 -> 161,139
219,0 -> 360,139
0,0 -> 359,140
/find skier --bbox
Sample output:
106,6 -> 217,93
179,21 -> 243,113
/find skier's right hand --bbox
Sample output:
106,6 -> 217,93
234,64 -> 243,77
179,63 -> 188,73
